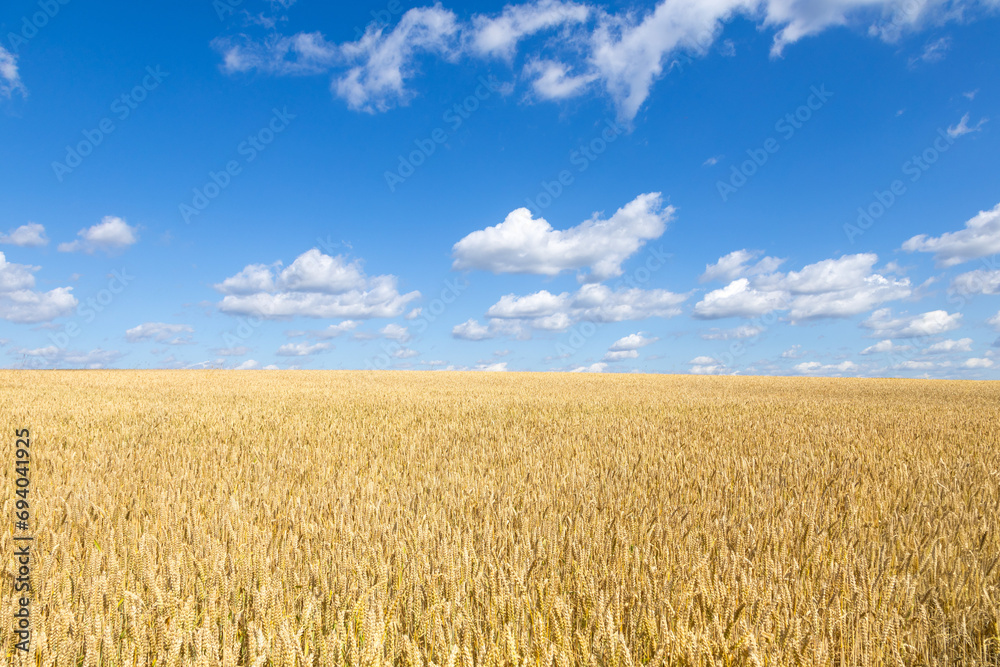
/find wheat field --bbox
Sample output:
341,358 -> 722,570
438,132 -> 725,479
0,371 -> 997,666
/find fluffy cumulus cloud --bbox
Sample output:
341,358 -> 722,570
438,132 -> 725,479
950,268 -> 1000,295
608,332 -> 658,350
485,283 -> 687,331
58,216 -> 139,254
700,249 -> 783,283
125,322 -> 194,344
452,318 -> 495,341
380,323 -> 411,342
902,202 -> 1000,267
215,249 -> 419,319
694,278 -> 787,319
0,46 -> 25,98
862,309 -> 962,339
962,357 -> 994,369
694,252 -> 910,321
452,192 -> 671,281
0,252 -> 77,323
0,223 -> 48,247
212,0 -> 1000,120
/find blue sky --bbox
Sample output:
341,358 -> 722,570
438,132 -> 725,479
1,0 -> 998,376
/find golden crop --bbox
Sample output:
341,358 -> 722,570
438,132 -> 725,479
1,370 -> 998,666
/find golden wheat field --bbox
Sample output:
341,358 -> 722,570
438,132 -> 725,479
1,371 -> 998,666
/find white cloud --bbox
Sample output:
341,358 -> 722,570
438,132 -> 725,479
945,112 -> 988,138
470,0 -> 591,58
126,322 -> 194,344
276,341 -> 331,356
380,323 -> 411,342
962,357 -> 994,369
950,269 -> 1000,295
295,320 -> 360,339
0,252 -> 77,323
0,223 -> 48,247
0,46 -> 25,98
16,346 -> 123,369
602,349 -> 638,361
989,311 -> 1000,331
276,249 -> 367,293
477,361 -> 509,371
781,344 -> 804,359
694,278 -> 786,318
452,318 -> 495,341
794,360 -> 859,375
700,325 -> 763,340
214,31 -> 339,75
453,192 -> 671,281
570,362 -> 607,372
687,355 -> 727,375
700,249 -> 783,283
524,59 -> 597,99
903,202 -> 1000,267
58,216 -> 139,254
893,360 -> 937,371
862,308 -> 962,339
923,338 -> 973,354
609,332 -> 658,350
909,35 -> 950,65
588,0 -> 752,121
335,6 -> 460,112
214,0 -> 1000,121
694,254 -> 909,320
234,359 -> 260,370
486,283 -> 687,331
860,339 -> 911,355
215,249 -> 419,319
